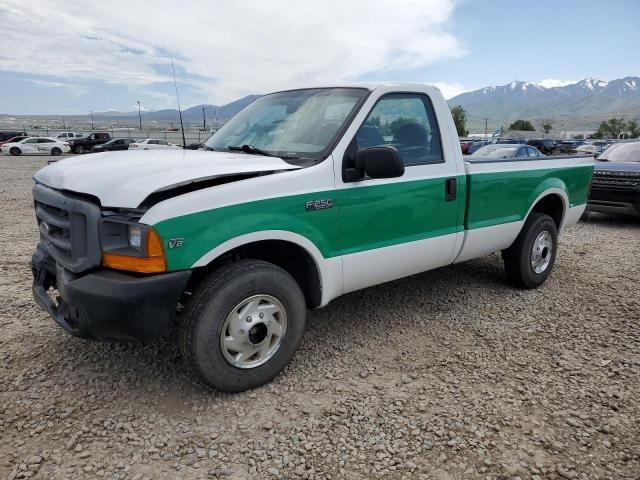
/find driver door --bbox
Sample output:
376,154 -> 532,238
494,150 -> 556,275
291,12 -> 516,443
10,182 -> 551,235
336,92 -> 463,294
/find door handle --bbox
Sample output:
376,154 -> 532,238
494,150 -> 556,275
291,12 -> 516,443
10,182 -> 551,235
445,178 -> 457,202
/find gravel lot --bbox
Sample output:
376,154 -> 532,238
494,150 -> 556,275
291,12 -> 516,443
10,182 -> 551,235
1,156 -> 638,480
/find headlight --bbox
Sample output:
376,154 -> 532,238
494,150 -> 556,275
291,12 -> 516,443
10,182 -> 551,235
128,225 -> 142,250
100,218 -> 166,273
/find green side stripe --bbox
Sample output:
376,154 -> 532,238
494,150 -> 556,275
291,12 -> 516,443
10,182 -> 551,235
154,164 -> 592,271
464,165 -> 593,230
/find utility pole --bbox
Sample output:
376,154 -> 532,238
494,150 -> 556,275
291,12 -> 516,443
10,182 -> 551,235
137,101 -> 142,131
62,116 -> 66,129
484,117 -> 488,138
89,111 -> 94,130
202,106 -> 206,131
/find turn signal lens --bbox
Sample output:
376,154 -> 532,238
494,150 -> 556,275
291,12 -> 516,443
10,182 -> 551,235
102,228 -> 166,273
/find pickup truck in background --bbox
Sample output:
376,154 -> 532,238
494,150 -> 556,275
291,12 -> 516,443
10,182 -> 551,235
67,132 -> 111,154
30,84 -> 593,392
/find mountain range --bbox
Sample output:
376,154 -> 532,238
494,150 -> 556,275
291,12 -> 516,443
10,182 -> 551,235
3,77 -> 639,133
447,76 -> 640,131
92,94 -> 262,123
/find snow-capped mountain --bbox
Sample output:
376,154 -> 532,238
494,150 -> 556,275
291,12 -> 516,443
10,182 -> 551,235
448,76 -> 640,124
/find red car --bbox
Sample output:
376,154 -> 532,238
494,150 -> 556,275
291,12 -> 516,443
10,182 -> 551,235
460,140 -> 474,155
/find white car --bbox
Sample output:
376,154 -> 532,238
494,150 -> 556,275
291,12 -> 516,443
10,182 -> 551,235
0,137 -> 71,156
575,144 -> 603,155
56,132 -> 83,140
129,139 -> 182,150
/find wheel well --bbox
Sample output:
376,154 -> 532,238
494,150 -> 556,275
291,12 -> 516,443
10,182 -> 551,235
530,194 -> 564,228
191,240 -> 322,309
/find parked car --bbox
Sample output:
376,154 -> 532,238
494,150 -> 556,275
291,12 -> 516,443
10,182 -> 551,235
460,139 -> 474,155
556,140 -> 585,154
0,131 -> 28,142
0,137 -> 70,156
0,135 -> 29,146
575,144 -> 604,155
472,144 -> 545,159
467,140 -> 491,155
91,138 -> 136,153
129,139 -> 182,150
186,143 -> 205,150
586,140 -> 640,217
67,133 -> 111,154
30,83 -> 593,392
56,132 -> 84,140
527,139 -> 556,155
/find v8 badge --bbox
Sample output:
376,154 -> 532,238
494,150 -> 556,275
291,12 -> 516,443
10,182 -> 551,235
168,238 -> 184,249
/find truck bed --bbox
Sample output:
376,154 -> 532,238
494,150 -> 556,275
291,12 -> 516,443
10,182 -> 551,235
452,155 -> 594,263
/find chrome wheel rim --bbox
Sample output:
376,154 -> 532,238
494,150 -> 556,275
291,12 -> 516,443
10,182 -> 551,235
531,230 -> 553,274
220,294 -> 287,369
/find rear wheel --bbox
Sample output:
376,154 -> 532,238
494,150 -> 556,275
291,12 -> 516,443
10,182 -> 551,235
179,260 -> 307,392
51,147 -> 62,156
9,147 -> 21,156
502,212 -> 558,288
74,145 -> 85,154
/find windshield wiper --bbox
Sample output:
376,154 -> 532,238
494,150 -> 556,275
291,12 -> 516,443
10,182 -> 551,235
227,144 -> 275,157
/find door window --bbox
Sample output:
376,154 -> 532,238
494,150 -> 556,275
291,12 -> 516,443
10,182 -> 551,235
24,138 -> 38,144
527,147 -> 540,157
355,93 -> 443,166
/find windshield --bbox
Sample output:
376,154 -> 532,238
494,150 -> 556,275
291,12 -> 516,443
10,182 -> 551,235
598,142 -> 640,162
204,88 -> 368,159
473,145 -> 518,158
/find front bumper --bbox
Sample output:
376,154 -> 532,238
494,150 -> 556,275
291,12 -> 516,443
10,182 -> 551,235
31,244 -> 191,342
588,186 -> 640,217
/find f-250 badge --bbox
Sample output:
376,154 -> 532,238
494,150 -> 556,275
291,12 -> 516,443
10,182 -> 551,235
305,199 -> 334,211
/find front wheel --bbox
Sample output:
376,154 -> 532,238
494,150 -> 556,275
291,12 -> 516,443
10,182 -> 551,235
9,147 -> 21,156
74,145 -> 85,154
180,260 -> 307,392
502,212 -> 558,289
51,147 -> 62,156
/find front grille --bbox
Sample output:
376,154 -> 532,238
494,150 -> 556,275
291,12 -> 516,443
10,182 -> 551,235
592,172 -> 640,189
33,183 -> 102,273
35,202 -> 73,257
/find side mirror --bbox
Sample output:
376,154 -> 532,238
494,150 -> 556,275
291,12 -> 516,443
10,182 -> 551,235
345,146 -> 404,181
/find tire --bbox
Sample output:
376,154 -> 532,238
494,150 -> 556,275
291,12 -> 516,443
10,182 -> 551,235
51,147 -> 62,156
9,147 -> 21,156
180,260 -> 307,392
74,145 -> 85,154
502,212 -> 558,289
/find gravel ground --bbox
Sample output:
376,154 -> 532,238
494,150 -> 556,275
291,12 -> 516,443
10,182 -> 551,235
1,156 -> 639,480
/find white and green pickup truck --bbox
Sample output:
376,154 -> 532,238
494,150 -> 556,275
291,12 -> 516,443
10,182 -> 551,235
31,84 -> 593,391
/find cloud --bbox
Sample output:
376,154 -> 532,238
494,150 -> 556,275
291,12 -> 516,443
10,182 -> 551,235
0,0 -> 465,104
538,78 -> 578,88
430,82 -> 472,99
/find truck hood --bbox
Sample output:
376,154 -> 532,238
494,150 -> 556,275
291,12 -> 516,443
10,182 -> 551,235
34,149 -> 301,208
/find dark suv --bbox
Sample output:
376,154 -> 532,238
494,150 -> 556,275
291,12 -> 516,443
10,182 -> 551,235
587,140 -> 640,218
68,132 -> 111,154
526,139 -> 556,155
0,131 -> 28,142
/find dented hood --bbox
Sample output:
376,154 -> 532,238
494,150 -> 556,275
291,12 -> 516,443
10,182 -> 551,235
33,149 -> 300,208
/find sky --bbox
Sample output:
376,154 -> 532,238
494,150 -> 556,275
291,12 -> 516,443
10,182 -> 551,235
1,0 -> 639,115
